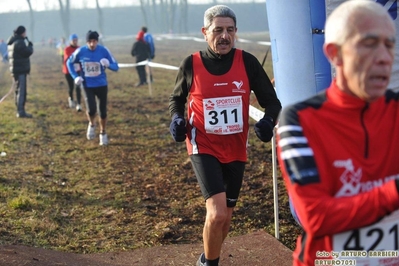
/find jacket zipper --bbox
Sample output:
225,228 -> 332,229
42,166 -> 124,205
360,103 -> 369,158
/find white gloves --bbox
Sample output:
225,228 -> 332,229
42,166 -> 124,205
74,76 -> 84,85
100,58 -> 110,68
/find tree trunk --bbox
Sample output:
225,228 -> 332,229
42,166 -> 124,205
168,0 -> 177,34
26,0 -> 35,42
159,0 -> 167,33
57,0 -> 70,39
179,0 -> 188,34
151,0 -> 159,31
95,0 -> 104,42
139,0 -> 148,31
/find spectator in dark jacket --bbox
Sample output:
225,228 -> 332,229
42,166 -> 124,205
7,25 -> 34,118
131,30 -> 150,87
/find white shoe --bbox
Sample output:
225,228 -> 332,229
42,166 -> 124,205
68,97 -> 75,108
76,104 -> 82,112
99,133 -> 108,146
86,124 -> 95,140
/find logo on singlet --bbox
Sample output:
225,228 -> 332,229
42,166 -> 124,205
232,80 -> 243,89
204,100 -> 215,110
232,80 -> 246,93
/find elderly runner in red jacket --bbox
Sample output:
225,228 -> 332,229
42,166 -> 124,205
277,1 -> 399,266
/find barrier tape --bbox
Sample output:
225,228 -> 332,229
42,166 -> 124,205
0,81 -> 15,104
118,60 -> 179,70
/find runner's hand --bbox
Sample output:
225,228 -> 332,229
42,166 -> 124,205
100,58 -> 110,68
74,77 -> 84,85
169,114 -> 187,142
254,116 -> 274,142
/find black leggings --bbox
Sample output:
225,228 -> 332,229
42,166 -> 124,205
82,85 -> 108,119
65,73 -> 81,104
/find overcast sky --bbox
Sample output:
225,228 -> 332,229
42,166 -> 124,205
0,0 -> 264,14
0,0 -> 139,13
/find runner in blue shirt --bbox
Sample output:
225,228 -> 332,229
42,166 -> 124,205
143,26 -> 155,83
67,30 -> 119,146
142,26 -> 155,60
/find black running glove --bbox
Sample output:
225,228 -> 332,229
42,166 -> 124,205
169,114 -> 187,142
254,116 -> 275,142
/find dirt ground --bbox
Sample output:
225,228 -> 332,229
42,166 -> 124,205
0,231 -> 292,266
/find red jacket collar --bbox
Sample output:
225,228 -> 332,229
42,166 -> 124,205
327,79 -> 384,109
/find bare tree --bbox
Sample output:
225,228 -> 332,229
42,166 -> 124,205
57,0 -> 70,39
158,0 -> 168,32
167,0 -> 177,34
179,0 -> 188,34
95,0 -> 104,40
151,0 -> 159,30
43,0 -> 51,11
82,0 -> 89,9
156,0 -> 177,33
26,0 -> 35,42
138,0 -> 185,34
139,0 -> 149,31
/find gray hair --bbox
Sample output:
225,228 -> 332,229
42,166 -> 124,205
203,5 -> 237,29
325,0 -> 394,45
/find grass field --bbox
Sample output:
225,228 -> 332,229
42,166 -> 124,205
0,32 -> 302,254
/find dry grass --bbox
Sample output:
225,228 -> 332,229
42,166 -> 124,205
0,32 -> 301,254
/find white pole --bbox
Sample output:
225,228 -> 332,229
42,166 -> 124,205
145,63 -> 152,96
271,129 -> 280,239
247,105 -> 280,239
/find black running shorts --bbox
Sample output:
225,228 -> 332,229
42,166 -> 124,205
190,154 -> 245,207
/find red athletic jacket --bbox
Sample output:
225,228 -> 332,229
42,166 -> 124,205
63,45 -> 79,74
277,80 -> 399,266
186,50 -> 250,163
